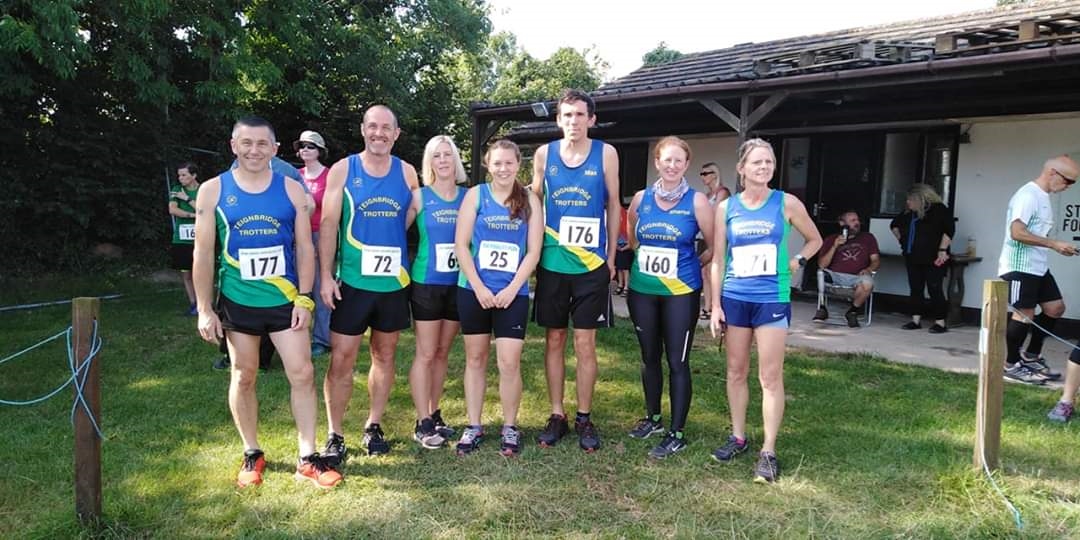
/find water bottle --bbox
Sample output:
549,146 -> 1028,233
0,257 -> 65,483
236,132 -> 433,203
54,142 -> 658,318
966,235 -> 976,257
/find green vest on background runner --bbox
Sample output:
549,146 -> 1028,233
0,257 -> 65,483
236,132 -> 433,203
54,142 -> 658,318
170,184 -> 199,245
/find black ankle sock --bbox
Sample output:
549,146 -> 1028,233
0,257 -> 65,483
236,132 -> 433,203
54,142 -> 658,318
575,411 -> 590,424
1005,318 -> 1030,366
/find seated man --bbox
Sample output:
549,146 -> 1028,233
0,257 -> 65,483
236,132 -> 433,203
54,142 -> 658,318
812,210 -> 880,327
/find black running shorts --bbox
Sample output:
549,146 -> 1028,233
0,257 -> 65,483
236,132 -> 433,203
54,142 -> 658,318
410,283 -> 460,322
1001,271 -> 1062,310
169,244 -> 194,271
330,282 -> 411,335
217,295 -> 293,335
457,287 -> 529,339
532,266 -> 614,329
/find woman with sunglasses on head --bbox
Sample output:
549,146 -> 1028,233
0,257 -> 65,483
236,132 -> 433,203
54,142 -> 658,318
709,138 -> 821,483
625,136 -> 714,459
453,139 -> 543,457
295,131 -> 333,357
889,183 -> 955,334
407,135 -> 468,448
697,162 -> 729,320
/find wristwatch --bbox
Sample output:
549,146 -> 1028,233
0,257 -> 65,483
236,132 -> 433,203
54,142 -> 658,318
795,254 -> 807,267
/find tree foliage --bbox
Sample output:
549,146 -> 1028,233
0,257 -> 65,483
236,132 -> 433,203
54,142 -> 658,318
0,0 -> 493,272
642,41 -> 684,67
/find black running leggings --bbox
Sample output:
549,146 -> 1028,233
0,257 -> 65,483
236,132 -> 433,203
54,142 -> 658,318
626,289 -> 699,433
904,259 -> 947,320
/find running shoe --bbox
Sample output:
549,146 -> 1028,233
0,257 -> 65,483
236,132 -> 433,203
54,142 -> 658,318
431,409 -> 455,439
537,414 -> 569,447
1047,401 -> 1074,423
753,451 -> 780,484
711,435 -> 749,462
928,323 -> 948,334
310,344 -> 329,357
901,321 -> 921,330
363,424 -> 390,456
456,426 -> 483,456
322,432 -> 347,469
845,309 -> 860,328
648,433 -> 687,460
414,418 -> 446,449
812,307 -> 828,322
628,417 -> 664,439
499,425 -> 522,457
212,356 -> 230,371
295,453 -> 342,489
575,418 -> 601,453
236,449 -> 266,488
1003,363 -> 1046,385
186,304 -> 198,317
1019,352 -> 1062,381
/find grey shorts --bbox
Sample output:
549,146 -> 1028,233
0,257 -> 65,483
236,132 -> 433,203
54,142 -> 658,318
822,269 -> 874,288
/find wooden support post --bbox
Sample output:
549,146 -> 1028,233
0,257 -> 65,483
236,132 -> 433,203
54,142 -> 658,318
697,99 -> 740,132
469,118 -> 485,186
974,280 -> 1006,472
72,297 -> 101,523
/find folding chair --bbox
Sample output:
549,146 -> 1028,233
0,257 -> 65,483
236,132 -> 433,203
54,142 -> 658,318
816,269 -> 874,326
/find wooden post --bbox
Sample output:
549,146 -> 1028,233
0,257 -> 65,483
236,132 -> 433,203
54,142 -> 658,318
974,280 -> 1006,471
72,297 -> 101,523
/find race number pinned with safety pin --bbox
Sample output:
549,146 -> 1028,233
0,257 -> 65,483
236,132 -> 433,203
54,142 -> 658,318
478,240 -> 519,273
559,216 -> 600,248
361,245 -> 402,277
239,245 -> 286,280
178,224 -> 195,241
435,243 -> 457,273
729,243 -> 777,277
637,245 -> 678,279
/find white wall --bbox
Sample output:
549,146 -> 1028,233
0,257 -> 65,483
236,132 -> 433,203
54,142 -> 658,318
953,116 -> 1080,317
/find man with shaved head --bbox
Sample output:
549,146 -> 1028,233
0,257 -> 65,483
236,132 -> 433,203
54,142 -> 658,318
318,104 -> 420,468
999,155 -> 1079,387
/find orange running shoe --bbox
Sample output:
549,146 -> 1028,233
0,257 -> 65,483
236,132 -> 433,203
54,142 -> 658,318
236,449 -> 266,488
295,454 -> 342,489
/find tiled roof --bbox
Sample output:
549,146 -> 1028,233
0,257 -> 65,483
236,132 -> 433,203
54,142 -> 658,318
595,0 -> 1080,97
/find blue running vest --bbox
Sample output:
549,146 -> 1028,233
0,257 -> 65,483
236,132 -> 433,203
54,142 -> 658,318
338,154 -> 412,292
629,187 -> 702,295
411,185 -> 466,286
215,171 -> 299,307
459,183 -> 530,296
722,189 -> 792,303
540,139 -> 607,273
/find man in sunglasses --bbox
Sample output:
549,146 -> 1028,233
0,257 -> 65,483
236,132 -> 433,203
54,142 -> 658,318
998,155 -> 1079,388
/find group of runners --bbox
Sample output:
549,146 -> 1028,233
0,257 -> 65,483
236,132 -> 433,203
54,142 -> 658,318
173,88 -> 827,489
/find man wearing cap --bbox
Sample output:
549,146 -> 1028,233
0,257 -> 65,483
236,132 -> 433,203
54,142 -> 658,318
295,130 -> 332,357
319,105 -> 420,467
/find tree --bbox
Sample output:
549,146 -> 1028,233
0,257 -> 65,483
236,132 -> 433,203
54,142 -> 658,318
0,0 -> 492,272
642,42 -> 684,67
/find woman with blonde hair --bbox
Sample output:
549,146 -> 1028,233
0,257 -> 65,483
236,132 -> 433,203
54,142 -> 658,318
407,135 -> 468,448
889,183 -> 954,333
709,138 -> 822,483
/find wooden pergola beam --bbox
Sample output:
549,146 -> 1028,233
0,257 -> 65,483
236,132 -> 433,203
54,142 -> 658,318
697,99 -> 740,131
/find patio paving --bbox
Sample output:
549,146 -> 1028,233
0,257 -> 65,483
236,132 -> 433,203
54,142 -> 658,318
610,290 -> 1071,390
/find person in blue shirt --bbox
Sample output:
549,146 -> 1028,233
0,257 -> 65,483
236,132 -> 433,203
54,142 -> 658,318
708,138 -> 821,483
452,140 -> 543,457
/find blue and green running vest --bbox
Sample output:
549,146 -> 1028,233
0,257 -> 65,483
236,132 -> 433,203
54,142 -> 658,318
629,187 -> 702,296
459,183 -> 530,296
411,185 -> 465,286
722,189 -> 792,303
337,154 -> 412,292
540,139 -> 607,274
216,171 -> 298,307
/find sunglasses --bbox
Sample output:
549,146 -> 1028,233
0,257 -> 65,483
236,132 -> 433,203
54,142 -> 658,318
700,171 -> 716,177
298,143 -> 319,150
1054,168 -> 1077,185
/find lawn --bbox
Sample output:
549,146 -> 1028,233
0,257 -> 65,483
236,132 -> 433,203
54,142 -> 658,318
1,277 -> 1078,539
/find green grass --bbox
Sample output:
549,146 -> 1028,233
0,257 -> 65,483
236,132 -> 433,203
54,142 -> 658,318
1,279 -> 1078,539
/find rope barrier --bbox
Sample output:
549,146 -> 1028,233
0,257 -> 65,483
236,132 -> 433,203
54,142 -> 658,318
981,445 -> 1024,531
1009,302 -> 1080,354
0,322 -> 105,439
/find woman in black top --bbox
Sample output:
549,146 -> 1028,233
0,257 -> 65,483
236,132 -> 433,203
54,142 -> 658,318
890,184 -> 954,333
